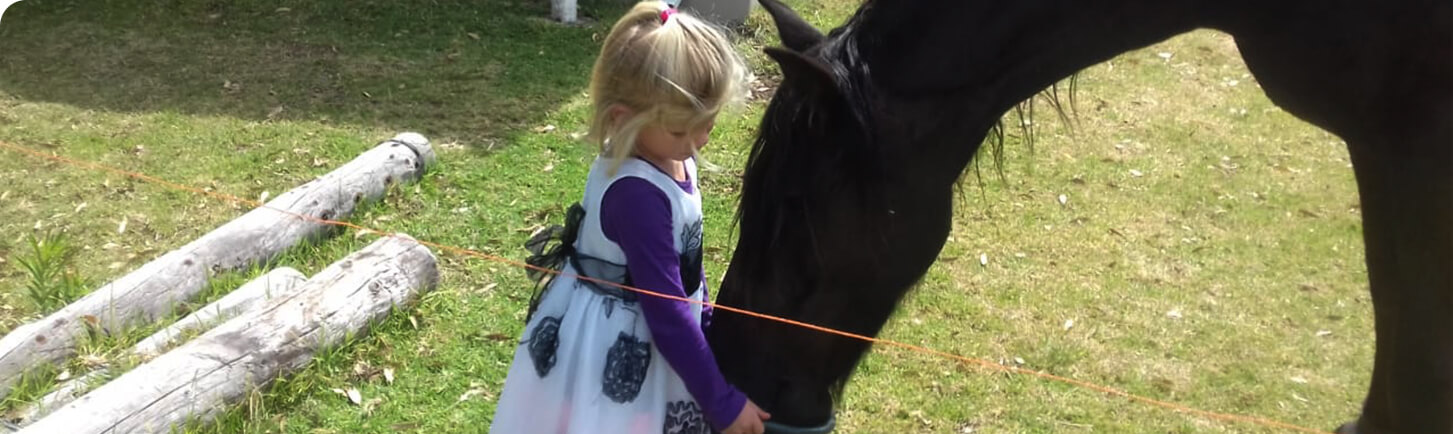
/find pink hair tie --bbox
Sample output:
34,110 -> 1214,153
660,7 -> 676,23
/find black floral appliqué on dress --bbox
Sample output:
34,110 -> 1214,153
662,400 -> 710,434
527,316 -> 562,377
601,332 -> 652,403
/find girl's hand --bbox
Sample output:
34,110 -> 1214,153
722,400 -> 771,434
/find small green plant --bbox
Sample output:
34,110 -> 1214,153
0,363 -> 60,416
12,231 -> 88,314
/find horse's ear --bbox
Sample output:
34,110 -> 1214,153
758,0 -> 824,51
764,47 -> 837,97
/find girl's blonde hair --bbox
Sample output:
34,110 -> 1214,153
587,1 -> 748,171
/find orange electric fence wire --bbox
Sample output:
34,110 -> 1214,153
0,140 -> 1331,433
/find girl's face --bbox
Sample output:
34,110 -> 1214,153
610,104 -> 716,163
636,118 -> 716,162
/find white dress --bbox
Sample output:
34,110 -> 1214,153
490,156 -> 710,434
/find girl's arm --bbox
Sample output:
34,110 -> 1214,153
600,177 -> 747,432
700,278 -> 714,330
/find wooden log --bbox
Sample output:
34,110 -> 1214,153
0,133 -> 435,399
20,235 -> 439,434
13,268 -> 309,426
130,268 -> 309,359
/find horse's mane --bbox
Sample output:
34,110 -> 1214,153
731,24 -> 888,285
730,3 -> 1079,285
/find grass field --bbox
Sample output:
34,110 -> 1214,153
0,0 -> 1371,432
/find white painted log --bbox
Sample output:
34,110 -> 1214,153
13,268 -> 308,425
20,235 -> 438,434
0,133 -> 435,399
130,268 -> 309,359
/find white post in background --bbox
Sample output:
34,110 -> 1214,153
552,0 -> 578,23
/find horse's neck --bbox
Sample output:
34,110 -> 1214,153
828,0 -> 1213,187
849,0 -> 1208,118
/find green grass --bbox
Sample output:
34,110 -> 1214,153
0,0 -> 1370,432
11,231 -> 89,313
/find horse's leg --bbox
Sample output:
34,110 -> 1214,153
1339,136 -> 1453,434
1227,5 -> 1452,428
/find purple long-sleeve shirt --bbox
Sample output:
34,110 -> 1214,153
599,175 -> 745,431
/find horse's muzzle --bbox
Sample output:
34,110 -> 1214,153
763,415 -> 836,434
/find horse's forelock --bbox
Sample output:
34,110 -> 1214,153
733,44 -> 892,297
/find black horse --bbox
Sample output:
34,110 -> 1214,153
705,0 -> 1451,432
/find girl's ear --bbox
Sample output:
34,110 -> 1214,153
606,104 -> 635,130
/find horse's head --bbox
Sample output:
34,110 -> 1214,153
706,0 -> 972,428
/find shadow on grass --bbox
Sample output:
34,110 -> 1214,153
0,0 -> 630,148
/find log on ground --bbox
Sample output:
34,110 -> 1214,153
20,235 -> 438,434
0,133 -> 435,399
13,267 -> 309,426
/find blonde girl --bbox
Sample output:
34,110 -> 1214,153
490,2 -> 770,433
